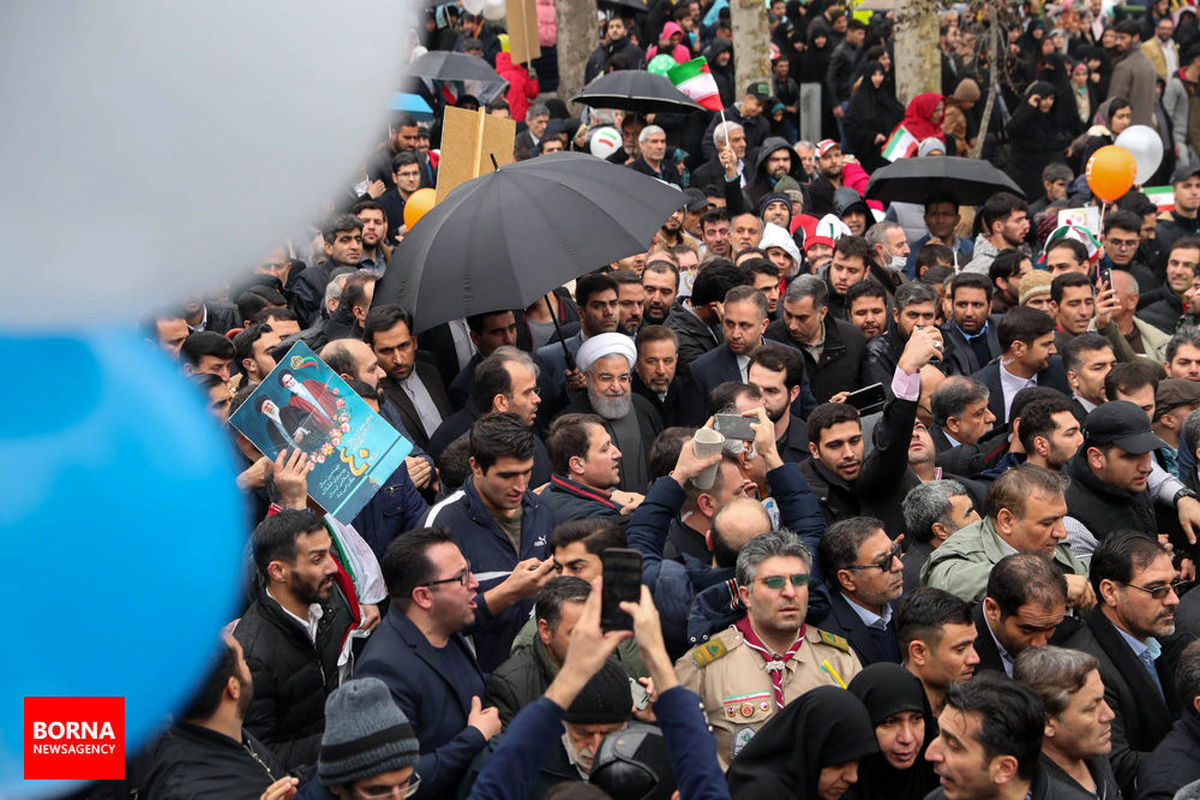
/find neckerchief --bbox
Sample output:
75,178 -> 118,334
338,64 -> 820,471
735,616 -> 804,709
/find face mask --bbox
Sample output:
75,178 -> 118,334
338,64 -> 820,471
887,254 -> 907,273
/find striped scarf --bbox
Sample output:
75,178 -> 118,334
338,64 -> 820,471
735,616 -> 804,710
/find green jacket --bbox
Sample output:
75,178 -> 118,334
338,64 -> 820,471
919,516 -> 1087,604
510,614 -> 649,678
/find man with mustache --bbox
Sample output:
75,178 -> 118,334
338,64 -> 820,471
1067,531 -> 1185,798
1014,646 -> 1120,800
233,509 -> 358,769
818,516 -> 905,665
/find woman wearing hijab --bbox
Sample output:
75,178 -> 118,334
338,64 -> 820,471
898,92 -> 946,144
1006,80 -> 1070,199
1068,96 -> 1132,173
844,62 -> 904,171
846,664 -> 938,800
726,686 -> 878,799
799,24 -> 837,139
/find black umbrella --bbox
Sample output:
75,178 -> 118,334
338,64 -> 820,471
572,70 -> 704,114
863,156 -> 1026,206
375,153 -> 686,335
407,51 -> 505,84
598,0 -> 648,10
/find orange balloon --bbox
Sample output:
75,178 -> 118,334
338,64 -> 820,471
1085,145 -> 1136,203
403,187 -> 437,230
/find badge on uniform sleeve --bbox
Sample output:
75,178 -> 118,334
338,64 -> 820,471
732,726 -> 756,759
692,638 -> 728,667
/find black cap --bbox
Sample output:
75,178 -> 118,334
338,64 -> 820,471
589,724 -> 676,800
1174,162 -> 1200,183
1083,401 -> 1169,453
1114,19 -> 1142,36
683,187 -> 709,212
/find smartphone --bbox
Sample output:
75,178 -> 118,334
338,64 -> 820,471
714,413 -> 757,441
1101,268 -> 1113,288
601,548 -> 643,632
846,382 -> 887,415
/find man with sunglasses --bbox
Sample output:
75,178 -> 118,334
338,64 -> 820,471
817,516 -> 904,664
676,529 -> 862,769
1066,531 -> 1187,798
355,527 -> 502,799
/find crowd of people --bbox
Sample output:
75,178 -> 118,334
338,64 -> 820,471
85,0 -> 1200,799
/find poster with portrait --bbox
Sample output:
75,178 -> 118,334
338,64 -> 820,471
230,341 -> 412,522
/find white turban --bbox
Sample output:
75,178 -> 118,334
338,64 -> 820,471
575,332 -> 637,373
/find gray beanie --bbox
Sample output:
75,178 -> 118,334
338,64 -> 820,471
318,677 -> 420,787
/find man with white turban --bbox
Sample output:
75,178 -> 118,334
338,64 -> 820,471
564,332 -> 663,492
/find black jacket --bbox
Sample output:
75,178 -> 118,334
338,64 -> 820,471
1139,711 -> 1200,800
798,394 -> 918,534
766,315 -> 866,402
233,586 -> 356,770
141,723 -> 284,800
665,302 -> 722,373
923,766 -> 1100,800
1139,291 -> 1186,335
378,361 -> 453,451
1065,607 -> 1183,798
971,602 -> 1008,676
1156,210 -> 1200,260
484,637 -> 559,727
1038,754 -> 1122,800
541,474 -> 625,523
818,591 -> 901,665
940,320 -> 1002,377
864,325 -> 908,394
1063,451 -> 1158,544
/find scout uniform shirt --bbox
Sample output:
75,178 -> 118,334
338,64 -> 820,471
675,622 -> 862,769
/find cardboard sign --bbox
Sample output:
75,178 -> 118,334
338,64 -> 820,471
506,0 -> 542,66
435,105 -> 517,203
229,342 -> 412,522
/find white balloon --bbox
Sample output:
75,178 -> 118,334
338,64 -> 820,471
483,0 -> 507,20
0,1 -> 410,326
462,0 -> 487,14
1114,125 -> 1164,185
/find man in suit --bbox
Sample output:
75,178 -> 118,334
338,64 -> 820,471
446,310 -> 519,410
972,553 -> 1068,678
1066,531 -> 1186,798
973,306 -> 1071,423
690,285 -> 816,419
633,325 -> 697,428
940,272 -> 1002,376
355,527 -> 502,798
535,272 -> 619,424
1061,334 -> 1118,423
366,304 -> 452,451
748,344 -> 810,463
627,125 -> 681,186
930,377 -> 997,453
818,516 -> 904,664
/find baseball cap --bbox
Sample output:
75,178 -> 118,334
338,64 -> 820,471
682,187 -> 709,212
1082,401 -> 1170,453
745,81 -> 772,102
1156,378 -> 1200,415
1174,162 -> 1200,183
817,139 -> 841,157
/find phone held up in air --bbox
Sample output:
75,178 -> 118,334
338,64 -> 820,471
714,413 -> 757,441
845,382 -> 887,416
601,548 -> 643,632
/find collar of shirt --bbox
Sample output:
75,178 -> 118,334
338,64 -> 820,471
1073,393 -> 1098,414
736,353 -> 750,381
999,361 -> 1038,417
984,615 -> 1015,677
188,303 -> 209,333
955,319 -> 989,341
942,429 -> 962,448
1115,625 -> 1161,661
842,594 -> 893,630
266,586 -> 323,642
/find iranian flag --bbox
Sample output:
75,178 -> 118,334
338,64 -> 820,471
1144,185 -> 1175,213
667,58 -> 724,111
881,124 -> 919,162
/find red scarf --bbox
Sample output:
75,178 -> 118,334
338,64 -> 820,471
735,616 -> 804,709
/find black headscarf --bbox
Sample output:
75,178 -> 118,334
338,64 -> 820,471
726,686 -> 878,799
846,664 -> 939,800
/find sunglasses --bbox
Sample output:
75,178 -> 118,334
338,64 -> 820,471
1119,579 -> 1187,601
757,573 -> 810,590
848,542 -> 903,572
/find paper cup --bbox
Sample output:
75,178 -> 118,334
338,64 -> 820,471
692,428 -> 726,490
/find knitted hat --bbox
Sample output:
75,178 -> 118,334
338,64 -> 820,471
917,138 -> 946,158
318,677 -> 420,787
951,78 -> 981,104
563,661 -> 633,725
1019,270 -> 1053,304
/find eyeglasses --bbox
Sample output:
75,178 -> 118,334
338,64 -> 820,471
848,542 -> 903,571
1119,580 -> 1187,601
353,773 -> 421,799
757,573 -> 809,590
422,564 -> 472,588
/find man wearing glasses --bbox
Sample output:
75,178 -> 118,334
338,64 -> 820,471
1067,531 -> 1186,798
355,527 -> 503,798
675,529 -> 862,769
817,516 -> 905,665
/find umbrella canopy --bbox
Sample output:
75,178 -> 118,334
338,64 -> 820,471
390,92 -> 434,120
863,156 -> 1026,206
572,70 -> 705,115
407,51 -> 504,84
375,153 -> 686,333
598,0 -> 648,10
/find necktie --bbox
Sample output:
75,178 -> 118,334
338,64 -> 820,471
735,617 -> 804,709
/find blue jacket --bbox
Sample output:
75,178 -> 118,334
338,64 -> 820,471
424,478 -> 554,673
467,687 -> 730,800
351,461 -> 430,560
354,611 -> 487,799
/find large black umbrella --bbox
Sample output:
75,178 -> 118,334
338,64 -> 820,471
863,156 -> 1026,206
375,153 -> 686,334
407,51 -> 505,84
572,70 -> 704,114
598,0 -> 648,10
